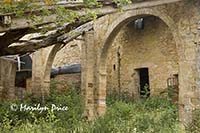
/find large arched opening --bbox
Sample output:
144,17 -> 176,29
106,16 -> 179,100
95,8 -> 185,121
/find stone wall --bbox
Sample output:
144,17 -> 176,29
53,40 -> 82,67
107,16 -> 179,97
51,73 -> 81,93
51,40 -> 82,94
31,39 -> 82,97
81,0 -> 200,124
0,58 -> 16,100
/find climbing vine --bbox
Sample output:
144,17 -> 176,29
0,0 -> 97,26
0,0 -> 131,24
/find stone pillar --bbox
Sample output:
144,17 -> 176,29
31,45 -> 61,99
197,21 -> 200,90
0,58 -> 16,100
81,31 -> 96,120
179,23 -> 200,126
179,60 -> 197,126
31,44 -> 62,98
95,71 -> 107,116
32,49 -> 47,97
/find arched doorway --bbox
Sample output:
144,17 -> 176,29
94,8 -> 188,124
106,16 -> 179,100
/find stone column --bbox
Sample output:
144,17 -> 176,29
31,45 -> 56,97
179,60 -> 197,126
81,31 -> 96,120
32,49 -> 46,98
95,71 -> 107,116
179,23 -> 200,126
31,45 -> 61,99
197,21 -> 200,90
0,58 -> 16,100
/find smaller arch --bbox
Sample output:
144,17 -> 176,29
42,44 -> 62,96
31,44 -> 62,98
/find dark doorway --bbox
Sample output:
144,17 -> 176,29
138,68 -> 150,97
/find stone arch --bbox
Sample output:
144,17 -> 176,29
31,44 -> 62,97
32,38 -> 83,99
42,44 -> 62,96
99,9 -> 181,71
95,8 -> 187,122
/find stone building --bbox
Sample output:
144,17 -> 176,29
26,0 -> 200,126
106,16 -> 179,98
0,0 -> 199,127
81,0 -> 200,126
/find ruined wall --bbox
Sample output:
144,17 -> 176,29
51,40 -> 82,93
164,0 -> 200,125
81,0 -> 200,121
0,58 -> 16,100
51,73 -> 81,93
107,16 -> 179,96
53,40 -> 82,67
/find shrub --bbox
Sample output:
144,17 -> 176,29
0,81 -> 84,132
187,109 -> 200,132
89,96 -> 180,133
0,82 -> 183,132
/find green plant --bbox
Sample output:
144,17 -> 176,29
106,89 -> 134,106
141,84 -> 150,99
0,82 -> 183,132
187,109 -> 200,132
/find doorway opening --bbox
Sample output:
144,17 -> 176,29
136,68 -> 150,98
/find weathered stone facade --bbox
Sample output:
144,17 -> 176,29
0,58 -> 16,100
53,40 -> 82,67
27,0 -> 200,126
107,16 -> 179,97
51,73 -> 81,93
31,39 -> 82,97
3,0 -> 200,127
81,0 -> 200,126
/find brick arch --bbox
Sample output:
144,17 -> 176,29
95,8 -> 185,119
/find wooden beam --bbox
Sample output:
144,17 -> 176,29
2,21 -> 93,55
0,0 -> 183,32
0,28 -> 29,50
0,0 -> 184,56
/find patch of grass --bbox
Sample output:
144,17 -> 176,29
85,96 -> 180,133
0,82 -> 84,132
0,82 -> 184,132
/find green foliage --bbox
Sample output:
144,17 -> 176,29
140,84 -> 150,99
113,0 -> 132,6
187,109 -> 200,132
0,0 -> 94,30
54,7 -> 78,26
0,83 -> 84,132
0,82 -> 184,132
77,96 -> 180,133
106,89 -> 134,106
83,0 -> 99,8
